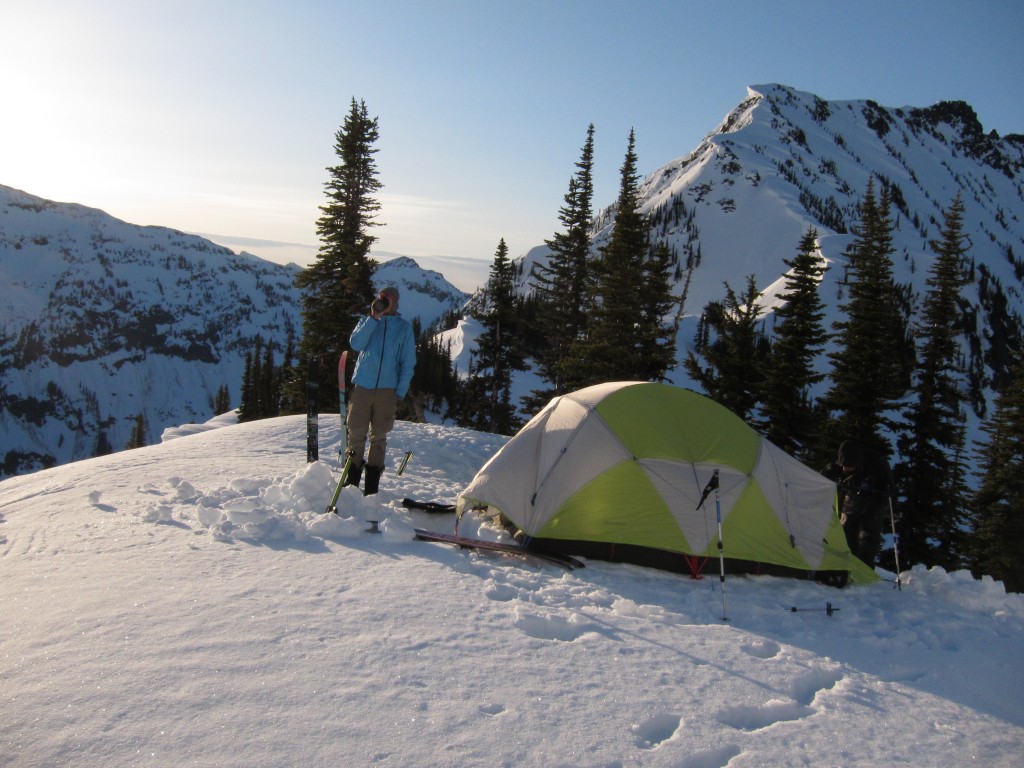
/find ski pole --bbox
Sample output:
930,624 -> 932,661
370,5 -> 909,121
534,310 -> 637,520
713,471 -> 727,622
697,469 -> 727,622
324,455 -> 353,514
396,450 -> 413,476
888,495 -> 902,591
788,602 -> 840,617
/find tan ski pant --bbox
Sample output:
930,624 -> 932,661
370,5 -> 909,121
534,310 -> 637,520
346,386 -> 397,467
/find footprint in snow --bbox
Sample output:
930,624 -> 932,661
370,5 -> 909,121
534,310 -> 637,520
789,668 -> 843,706
514,608 -> 591,642
485,584 -> 519,602
740,638 -> 781,659
632,713 -> 682,749
715,699 -> 813,731
673,743 -> 743,768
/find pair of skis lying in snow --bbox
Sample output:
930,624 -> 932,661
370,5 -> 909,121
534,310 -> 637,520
388,498 -> 584,570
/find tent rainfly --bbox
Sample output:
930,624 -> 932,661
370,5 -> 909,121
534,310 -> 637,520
457,381 -> 878,583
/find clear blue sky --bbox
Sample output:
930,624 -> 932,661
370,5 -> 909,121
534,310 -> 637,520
3,0 -> 1021,275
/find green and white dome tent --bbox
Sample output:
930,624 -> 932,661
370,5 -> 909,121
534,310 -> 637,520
457,381 -> 878,584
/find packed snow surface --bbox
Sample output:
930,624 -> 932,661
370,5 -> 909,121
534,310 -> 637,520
1,415 -> 1022,767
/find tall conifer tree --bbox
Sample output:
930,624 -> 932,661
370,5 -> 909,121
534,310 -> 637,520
238,348 -> 256,422
291,98 -> 382,411
214,384 -> 231,415
637,240 -> 678,381
970,359 -> 1024,592
457,239 -> 525,434
530,124 -> 595,399
898,194 -> 972,568
685,275 -> 769,421
825,178 -> 910,448
762,227 -> 828,459
566,130 -> 674,384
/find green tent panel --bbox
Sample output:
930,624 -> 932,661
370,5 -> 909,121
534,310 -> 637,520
535,460 -> 692,553
596,385 -> 760,471
716,480 -> 813,571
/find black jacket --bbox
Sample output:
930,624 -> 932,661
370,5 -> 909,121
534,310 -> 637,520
823,447 -> 894,529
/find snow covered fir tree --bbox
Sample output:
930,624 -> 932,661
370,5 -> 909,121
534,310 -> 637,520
3,84 -> 1024,589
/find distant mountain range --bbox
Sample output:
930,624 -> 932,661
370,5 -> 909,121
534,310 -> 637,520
3,82 -> 1023,476
0,187 -> 468,476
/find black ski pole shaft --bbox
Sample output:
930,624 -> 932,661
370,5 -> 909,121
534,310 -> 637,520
696,469 -> 726,621
788,602 -> 840,616
713,470 -> 727,622
397,450 -> 413,476
888,496 -> 902,591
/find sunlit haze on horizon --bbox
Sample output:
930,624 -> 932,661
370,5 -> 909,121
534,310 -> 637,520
3,0 -> 1021,272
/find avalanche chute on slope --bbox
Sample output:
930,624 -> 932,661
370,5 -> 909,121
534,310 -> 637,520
457,382 -> 877,583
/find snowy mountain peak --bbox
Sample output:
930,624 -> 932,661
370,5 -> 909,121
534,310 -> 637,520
374,255 -> 470,327
578,84 -> 1024,415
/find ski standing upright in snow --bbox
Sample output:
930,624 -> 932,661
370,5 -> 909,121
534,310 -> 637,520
306,356 -> 319,463
337,351 -> 348,458
325,352 -> 351,515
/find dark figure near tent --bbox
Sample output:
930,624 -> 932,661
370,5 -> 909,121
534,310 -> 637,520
822,440 -> 894,567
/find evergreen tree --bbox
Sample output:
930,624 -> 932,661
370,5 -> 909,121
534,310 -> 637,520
238,337 -> 285,422
259,342 -> 279,418
238,348 -> 256,422
530,124 -> 595,399
250,338 -> 265,416
290,98 -> 382,411
126,412 -> 148,450
565,130 -> 674,385
684,275 -> 770,420
277,336 -> 299,415
237,348 -> 256,421
214,384 -> 231,415
825,178 -> 911,447
970,359 -> 1024,592
93,430 -> 113,457
457,239 -> 526,434
636,240 -> 678,382
898,194 -> 973,568
762,227 -> 828,458
410,330 -> 458,415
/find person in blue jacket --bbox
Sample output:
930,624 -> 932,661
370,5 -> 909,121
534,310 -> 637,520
345,286 -> 417,495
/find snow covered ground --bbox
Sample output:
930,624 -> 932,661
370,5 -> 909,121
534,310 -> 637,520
1,414 -> 1022,767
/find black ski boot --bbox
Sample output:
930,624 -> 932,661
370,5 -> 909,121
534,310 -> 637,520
343,459 -> 364,489
363,465 -> 384,496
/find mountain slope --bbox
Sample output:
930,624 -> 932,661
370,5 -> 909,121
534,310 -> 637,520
516,84 -> 1023,423
0,186 -> 468,476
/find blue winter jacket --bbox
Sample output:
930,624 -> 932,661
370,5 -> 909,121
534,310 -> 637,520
349,314 -> 417,398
